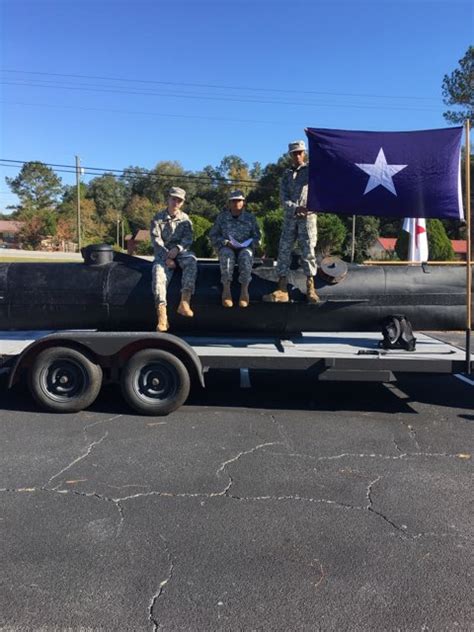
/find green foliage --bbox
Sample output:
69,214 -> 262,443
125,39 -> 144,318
254,216 -> 266,257
190,214 -> 213,257
86,173 -> 127,217
134,239 -> 154,256
316,213 -> 347,256
6,161 -> 63,213
123,195 -> 155,232
189,196 -> 220,221
427,219 -> 455,260
342,215 -> 380,263
17,209 -> 58,249
442,46 -> 474,124
396,219 -> 455,261
379,217 -> 401,237
247,155 -> 290,213
395,229 -> 409,260
262,209 -> 284,258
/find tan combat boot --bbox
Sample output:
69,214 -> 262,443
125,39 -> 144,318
156,304 -> 169,332
262,277 -> 289,303
306,276 -> 320,304
222,282 -> 233,308
239,284 -> 250,308
177,290 -> 194,317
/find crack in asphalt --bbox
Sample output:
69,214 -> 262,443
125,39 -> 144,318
366,475 -> 408,538
270,414 -> 294,451
148,533 -> 174,632
262,450 -> 469,461
1,486 -> 471,544
45,414 -> 123,490
46,431 -> 109,489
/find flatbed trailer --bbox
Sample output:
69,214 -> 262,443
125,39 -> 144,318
0,329 -> 472,415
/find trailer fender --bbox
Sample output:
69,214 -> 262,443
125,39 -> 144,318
7,332 -> 205,390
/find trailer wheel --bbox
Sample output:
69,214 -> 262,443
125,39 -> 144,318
121,349 -> 190,416
28,347 -> 103,413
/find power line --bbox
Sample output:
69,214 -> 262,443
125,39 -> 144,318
0,100 -> 285,126
1,68 -> 440,101
0,79 -> 441,112
0,159 -> 260,185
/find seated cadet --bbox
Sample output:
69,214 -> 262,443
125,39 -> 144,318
150,186 -> 197,332
209,190 -> 261,308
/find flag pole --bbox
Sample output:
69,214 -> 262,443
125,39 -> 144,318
465,119 -> 472,374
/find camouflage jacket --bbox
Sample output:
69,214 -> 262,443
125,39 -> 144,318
150,209 -> 193,260
209,210 -> 261,251
280,163 -> 309,216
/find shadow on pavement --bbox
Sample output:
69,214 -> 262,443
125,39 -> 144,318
1,370 -> 472,416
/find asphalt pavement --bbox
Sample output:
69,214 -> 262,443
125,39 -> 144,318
0,369 -> 473,631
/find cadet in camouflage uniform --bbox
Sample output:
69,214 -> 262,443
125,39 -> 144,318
209,190 -> 261,308
263,139 -> 319,303
150,186 -> 197,331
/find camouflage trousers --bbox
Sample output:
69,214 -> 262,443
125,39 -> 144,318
218,246 -> 254,284
152,251 -> 197,306
276,213 -> 317,277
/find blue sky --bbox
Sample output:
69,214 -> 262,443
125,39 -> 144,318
0,0 -> 471,211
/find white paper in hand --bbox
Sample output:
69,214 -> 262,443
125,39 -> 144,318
229,235 -> 253,249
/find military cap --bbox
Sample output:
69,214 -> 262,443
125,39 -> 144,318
228,190 -> 245,200
169,186 -> 186,200
288,140 -> 306,153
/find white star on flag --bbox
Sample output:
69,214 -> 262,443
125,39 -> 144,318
356,148 -> 407,196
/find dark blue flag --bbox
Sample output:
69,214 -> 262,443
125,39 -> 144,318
305,127 -> 463,219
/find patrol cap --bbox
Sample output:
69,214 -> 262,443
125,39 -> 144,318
228,189 -> 245,200
288,140 -> 306,153
168,186 -> 186,200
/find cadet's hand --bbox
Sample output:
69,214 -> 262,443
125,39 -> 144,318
167,247 -> 179,259
295,206 -> 308,218
165,258 -> 176,269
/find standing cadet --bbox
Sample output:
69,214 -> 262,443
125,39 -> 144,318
209,190 -> 261,308
150,186 -> 197,332
263,140 -> 319,303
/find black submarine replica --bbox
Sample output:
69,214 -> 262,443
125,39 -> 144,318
0,244 -> 472,334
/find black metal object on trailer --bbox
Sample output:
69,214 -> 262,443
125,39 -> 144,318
0,248 -> 473,333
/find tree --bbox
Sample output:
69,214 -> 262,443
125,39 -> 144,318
342,215 -> 380,263
316,213 -> 347,257
86,173 -> 127,217
124,195 -> 156,231
247,155 -> 291,214
442,46 -> 474,124
6,161 -> 63,213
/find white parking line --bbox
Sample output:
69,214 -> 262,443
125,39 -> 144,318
240,368 -> 251,388
454,374 -> 474,386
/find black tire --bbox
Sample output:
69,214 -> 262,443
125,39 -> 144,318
28,346 -> 103,413
120,349 -> 190,416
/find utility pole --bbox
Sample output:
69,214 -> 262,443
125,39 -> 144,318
116,214 -> 120,246
75,155 -> 82,251
351,215 -> 356,263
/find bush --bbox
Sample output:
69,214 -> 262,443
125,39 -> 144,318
395,219 -> 455,261
190,214 -> 213,258
316,213 -> 347,257
135,239 -> 154,256
262,209 -> 284,258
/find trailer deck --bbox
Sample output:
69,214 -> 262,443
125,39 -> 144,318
0,330 -> 471,382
